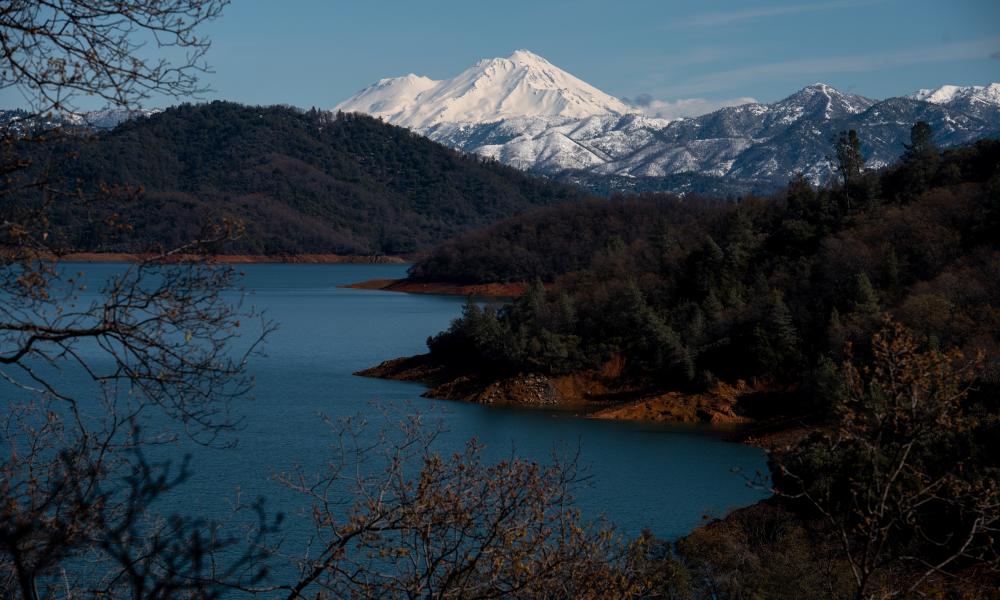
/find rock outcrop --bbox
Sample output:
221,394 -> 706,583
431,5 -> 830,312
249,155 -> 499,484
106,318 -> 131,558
356,354 -> 785,425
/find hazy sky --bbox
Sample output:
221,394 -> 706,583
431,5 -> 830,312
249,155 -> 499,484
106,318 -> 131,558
4,0 -> 999,113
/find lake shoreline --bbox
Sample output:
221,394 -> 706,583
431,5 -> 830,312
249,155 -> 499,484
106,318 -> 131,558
354,346 -> 799,549
342,278 -> 527,298
355,352 -> 812,451
51,252 -> 409,264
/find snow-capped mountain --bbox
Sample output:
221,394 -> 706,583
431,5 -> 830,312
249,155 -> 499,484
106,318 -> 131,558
1,108 -> 159,136
592,83 -> 876,182
426,113 -> 674,173
649,90 -> 994,188
334,49 -> 630,129
910,83 -> 1000,106
337,52 -> 1000,192
64,108 -> 161,129
908,83 -> 1000,122
7,51 -> 997,196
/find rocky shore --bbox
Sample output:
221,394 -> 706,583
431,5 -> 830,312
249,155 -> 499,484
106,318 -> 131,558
342,278 -> 527,297
355,353 -> 798,431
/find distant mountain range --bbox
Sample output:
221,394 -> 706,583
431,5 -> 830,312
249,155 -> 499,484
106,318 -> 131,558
4,50 -> 999,196
335,50 -> 1000,194
0,107 -> 161,136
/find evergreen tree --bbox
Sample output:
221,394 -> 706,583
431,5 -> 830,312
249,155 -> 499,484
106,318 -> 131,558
883,246 -> 900,295
827,307 -> 846,352
753,291 -> 800,376
702,290 -> 724,320
835,129 -> 864,189
834,130 -> 868,211
693,236 -> 725,298
849,272 -> 880,317
900,121 -> 939,197
903,121 -> 937,163
785,174 -> 815,220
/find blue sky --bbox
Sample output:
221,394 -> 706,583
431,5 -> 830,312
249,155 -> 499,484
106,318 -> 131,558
4,0 -> 999,112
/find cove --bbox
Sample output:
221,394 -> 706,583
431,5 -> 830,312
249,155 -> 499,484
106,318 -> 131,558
58,262 -> 771,542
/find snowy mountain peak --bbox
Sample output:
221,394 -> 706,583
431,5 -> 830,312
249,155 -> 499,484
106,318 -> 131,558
334,50 -> 631,129
776,83 -> 874,119
507,49 -> 550,66
337,73 -> 440,118
804,82 -> 836,93
332,59 -> 1000,194
910,83 -> 1000,106
911,84 -> 964,103
789,83 -> 856,101
375,73 -> 437,87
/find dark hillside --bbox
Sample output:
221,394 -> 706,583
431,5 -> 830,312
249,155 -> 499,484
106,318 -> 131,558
415,137 -> 1000,393
13,103 -> 585,255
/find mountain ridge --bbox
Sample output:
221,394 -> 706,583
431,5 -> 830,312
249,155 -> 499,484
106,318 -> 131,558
336,51 -> 1000,193
334,49 -> 630,129
6,52 -> 999,197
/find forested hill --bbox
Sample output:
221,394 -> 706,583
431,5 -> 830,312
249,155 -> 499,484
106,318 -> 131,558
19,102 -> 585,255
415,136 -> 1000,389
410,138 -> 1000,285
402,133 -> 1000,598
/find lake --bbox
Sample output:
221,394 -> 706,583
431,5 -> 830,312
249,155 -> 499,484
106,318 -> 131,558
33,263 -> 771,543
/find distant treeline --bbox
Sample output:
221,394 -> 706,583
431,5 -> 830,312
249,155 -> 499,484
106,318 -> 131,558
9,102 -> 584,255
419,132 -> 1000,401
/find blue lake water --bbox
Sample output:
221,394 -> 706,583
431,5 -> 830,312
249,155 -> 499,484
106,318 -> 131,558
26,263 -> 770,544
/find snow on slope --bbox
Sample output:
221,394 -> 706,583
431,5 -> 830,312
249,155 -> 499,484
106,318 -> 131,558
427,113 -> 673,173
335,52 -> 1000,192
335,50 -> 630,128
64,108 -> 161,129
430,83 -> 876,180
1,107 -> 159,136
332,74 -> 440,122
910,83 -> 1000,106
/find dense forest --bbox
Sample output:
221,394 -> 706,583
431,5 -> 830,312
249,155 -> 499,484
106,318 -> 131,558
408,126 -> 1000,596
8,103 -> 584,255
415,133 -> 999,389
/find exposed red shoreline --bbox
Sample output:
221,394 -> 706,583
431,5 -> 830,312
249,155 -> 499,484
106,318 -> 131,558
55,252 -> 408,264
342,278 -> 527,298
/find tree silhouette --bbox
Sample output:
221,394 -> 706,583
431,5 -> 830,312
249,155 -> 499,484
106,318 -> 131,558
835,129 -> 864,189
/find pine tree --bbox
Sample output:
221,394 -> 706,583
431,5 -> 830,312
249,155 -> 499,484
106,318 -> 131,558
694,236 -> 725,298
849,272 -> 880,317
835,130 -> 864,189
901,121 -> 939,197
785,174 -> 815,220
702,290 -> 724,320
835,130 -> 866,211
903,121 -> 937,163
883,246 -> 900,295
827,307 -> 847,353
753,291 -> 800,376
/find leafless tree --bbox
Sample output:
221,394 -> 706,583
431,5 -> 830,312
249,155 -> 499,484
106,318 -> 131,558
276,411 -> 644,599
773,319 -> 999,599
0,2 -> 294,598
1,0 -> 228,116
0,248 -> 280,598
